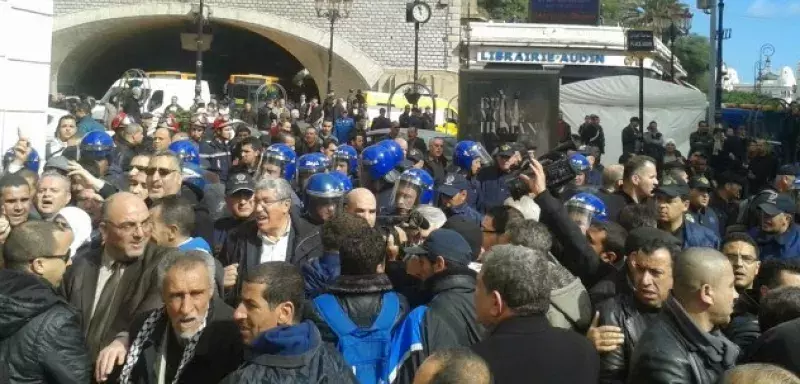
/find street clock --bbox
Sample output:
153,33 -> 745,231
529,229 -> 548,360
406,1 -> 432,24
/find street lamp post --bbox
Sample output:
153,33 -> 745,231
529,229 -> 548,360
668,7 -> 692,81
315,0 -> 353,97
193,0 -> 209,104
756,44 -> 775,94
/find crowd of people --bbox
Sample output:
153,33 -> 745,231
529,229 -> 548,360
2,92 -> 800,384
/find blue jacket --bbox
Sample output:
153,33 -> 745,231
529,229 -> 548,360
688,206 -> 722,238
476,166 -> 514,213
750,224 -> 800,261
301,252 -> 341,299
219,320 -> 357,384
679,221 -> 721,249
333,117 -> 355,144
446,203 -> 483,226
77,115 -> 105,136
587,169 -> 602,187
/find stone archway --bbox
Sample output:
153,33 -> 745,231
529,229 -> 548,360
51,2 -> 385,96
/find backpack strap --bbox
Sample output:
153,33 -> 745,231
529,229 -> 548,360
369,292 -> 400,331
314,293 -> 358,338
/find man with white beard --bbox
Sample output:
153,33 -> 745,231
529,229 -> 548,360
93,251 -> 243,383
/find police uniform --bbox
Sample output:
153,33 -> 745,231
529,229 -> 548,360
200,138 -> 232,182
687,176 -> 723,237
438,173 -> 483,226
476,144 -> 515,213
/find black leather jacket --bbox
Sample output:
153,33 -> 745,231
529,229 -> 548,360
304,274 -> 410,348
723,289 -> 761,350
596,277 -> 660,384
627,296 -> 739,384
0,269 -> 91,383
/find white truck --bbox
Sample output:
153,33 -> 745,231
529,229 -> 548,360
0,0 -> 53,170
92,76 -> 211,124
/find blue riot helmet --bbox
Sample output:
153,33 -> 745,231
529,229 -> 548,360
391,168 -> 434,215
565,192 -> 607,234
569,153 -> 590,173
304,173 -> 346,224
569,153 -> 591,186
329,170 -> 354,193
169,140 -> 200,166
378,139 -> 404,165
260,144 -> 296,181
296,153 -> 330,191
359,144 -> 400,191
79,131 -> 114,161
3,147 -> 40,172
453,140 -> 492,175
331,144 -> 358,175
181,161 -> 207,196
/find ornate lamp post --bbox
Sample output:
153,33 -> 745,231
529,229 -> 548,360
668,7 -> 692,81
314,0 -> 353,97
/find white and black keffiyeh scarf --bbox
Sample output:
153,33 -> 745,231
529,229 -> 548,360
118,306 -> 211,384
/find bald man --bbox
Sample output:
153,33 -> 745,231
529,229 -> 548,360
721,363 -> 800,384
394,137 -> 408,159
628,247 -> 740,384
61,192 -> 173,360
414,349 -> 492,384
345,188 -> 377,227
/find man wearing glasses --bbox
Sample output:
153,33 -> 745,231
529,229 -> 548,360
146,151 -> 214,246
0,220 -> 91,383
61,192 -> 172,361
220,177 -> 322,304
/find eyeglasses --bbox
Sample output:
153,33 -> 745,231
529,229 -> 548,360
105,218 -> 153,234
40,249 -> 72,263
481,228 -> 497,234
257,198 -> 289,208
145,167 -> 178,177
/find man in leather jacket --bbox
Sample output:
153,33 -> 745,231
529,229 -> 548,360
595,229 -> 680,384
628,248 -> 740,384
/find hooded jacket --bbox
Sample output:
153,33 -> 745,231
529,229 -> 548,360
0,269 -> 91,383
301,251 -> 341,299
305,274 -> 410,348
219,320 -> 357,384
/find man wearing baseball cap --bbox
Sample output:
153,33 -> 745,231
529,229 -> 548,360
387,229 -> 483,381
688,175 -> 722,237
740,164 -> 800,229
477,143 -> 517,212
751,194 -> 800,260
654,177 -> 720,249
212,173 -> 255,255
438,173 -> 482,225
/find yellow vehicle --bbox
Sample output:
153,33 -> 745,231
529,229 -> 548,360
225,74 -> 282,108
145,71 -> 196,80
361,91 -> 458,136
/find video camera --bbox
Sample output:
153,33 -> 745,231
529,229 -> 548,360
506,138 -> 579,200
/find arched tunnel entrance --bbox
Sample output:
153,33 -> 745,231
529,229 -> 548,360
51,3 -> 384,103
61,22 -> 317,101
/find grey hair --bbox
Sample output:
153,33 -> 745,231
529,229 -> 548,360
414,205 -> 447,230
254,177 -> 292,201
39,170 -> 71,190
157,250 -> 216,295
124,123 -> 143,136
481,244 -> 551,316
509,220 -> 553,252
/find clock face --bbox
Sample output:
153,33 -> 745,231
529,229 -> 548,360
412,3 -> 431,23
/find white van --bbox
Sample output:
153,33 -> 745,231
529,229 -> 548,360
92,78 -> 211,122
